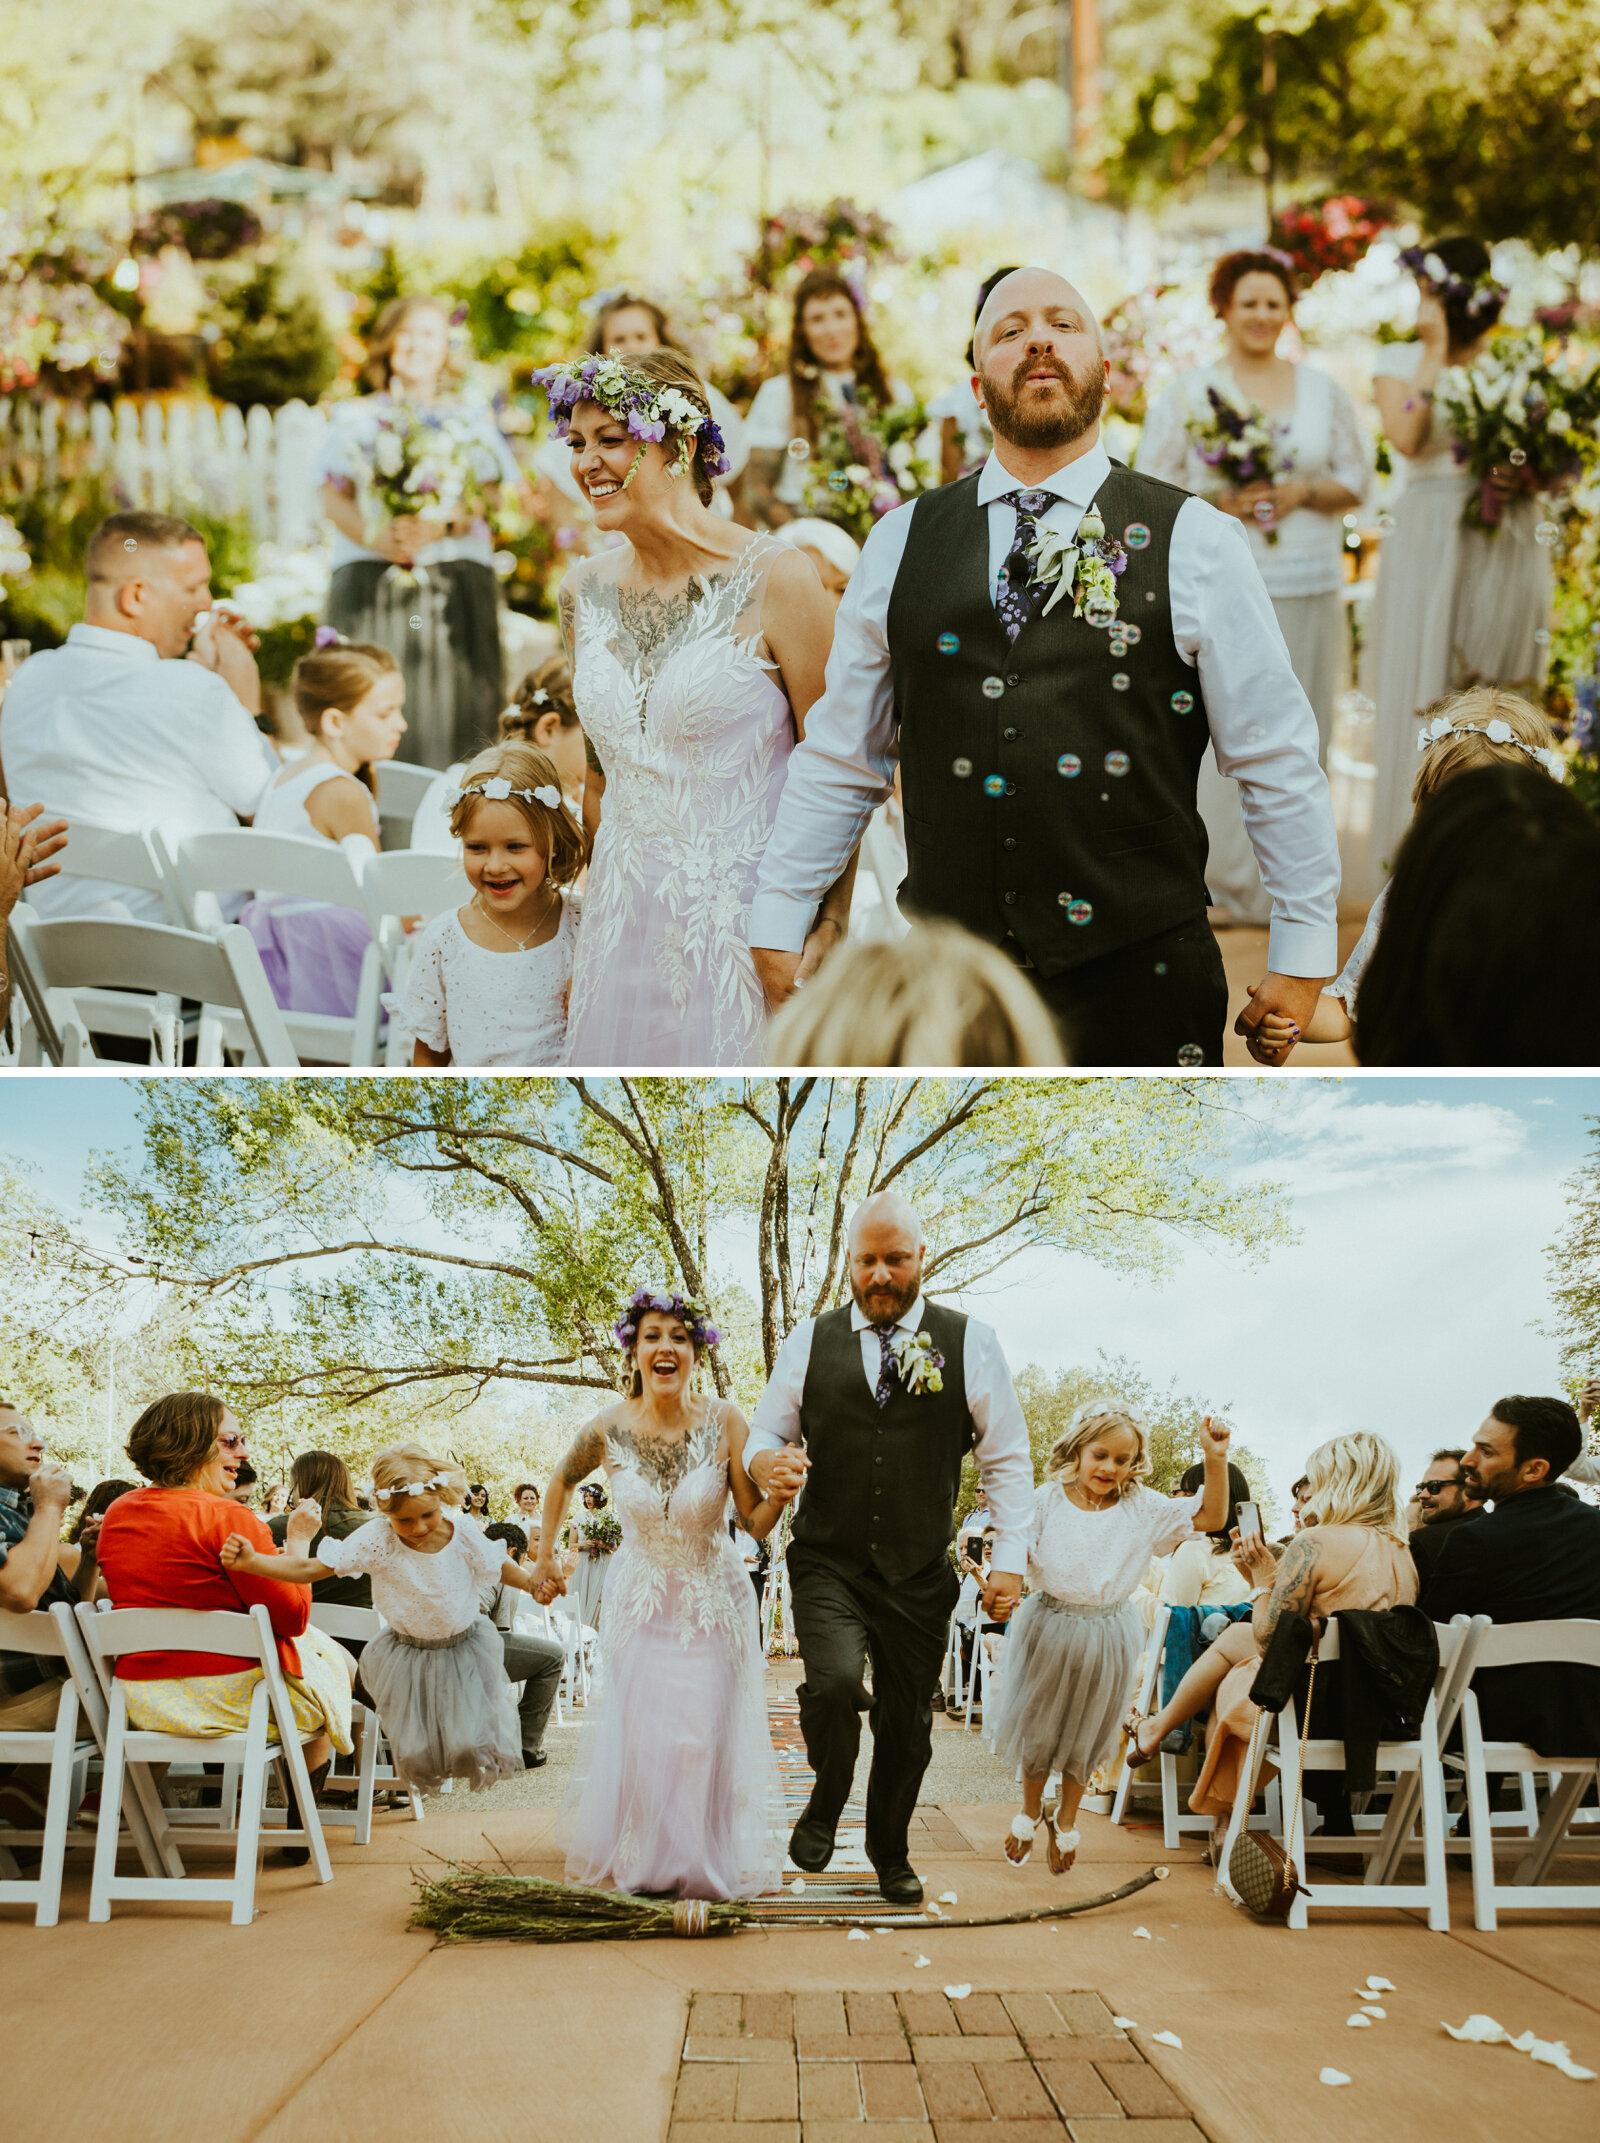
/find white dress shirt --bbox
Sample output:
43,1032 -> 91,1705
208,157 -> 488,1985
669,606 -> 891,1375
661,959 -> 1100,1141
748,439 -> 1341,978
0,624 -> 275,923
746,1291 -> 1035,1575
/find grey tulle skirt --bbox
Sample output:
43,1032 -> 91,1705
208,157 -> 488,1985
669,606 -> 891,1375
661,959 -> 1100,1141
988,1593 -> 1143,1786
359,1618 -> 522,1795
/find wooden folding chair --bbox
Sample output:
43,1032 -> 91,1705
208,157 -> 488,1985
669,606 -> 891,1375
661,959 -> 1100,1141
77,1602 -> 333,1925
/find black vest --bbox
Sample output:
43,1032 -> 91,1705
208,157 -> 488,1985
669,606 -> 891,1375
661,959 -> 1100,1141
792,1302 -> 973,1585
887,462 -> 1212,975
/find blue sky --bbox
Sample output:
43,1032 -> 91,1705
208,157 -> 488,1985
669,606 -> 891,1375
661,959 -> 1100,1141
2,1072 -> 1594,1504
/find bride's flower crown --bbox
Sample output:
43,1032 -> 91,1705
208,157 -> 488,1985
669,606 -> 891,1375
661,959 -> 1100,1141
531,357 -> 731,482
1399,246 -> 1507,322
1416,713 -> 1563,777
613,1287 -> 722,1351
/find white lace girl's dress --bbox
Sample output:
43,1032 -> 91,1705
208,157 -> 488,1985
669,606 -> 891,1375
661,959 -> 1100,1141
564,537 -> 796,1066
1360,341 -> 1554,899
398,894 -> 579,1067
988,1482 -> 1203,1785
316,1509 -> 522,1793
559,1410 -> 779,1899
1136,361 -> 1369,924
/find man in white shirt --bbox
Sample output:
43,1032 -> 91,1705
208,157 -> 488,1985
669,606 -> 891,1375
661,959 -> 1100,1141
748,266 -> 1341,1067
746,1190 -> 1033,1904
0,510 -> 274,923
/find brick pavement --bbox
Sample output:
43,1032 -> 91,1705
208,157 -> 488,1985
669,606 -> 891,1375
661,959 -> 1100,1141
669,1987 -> 1205,2141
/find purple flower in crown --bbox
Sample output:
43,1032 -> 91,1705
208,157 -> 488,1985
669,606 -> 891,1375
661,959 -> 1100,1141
626,409 -> 667,442
613,1285 -> 723,1353
313,625 -> 342,649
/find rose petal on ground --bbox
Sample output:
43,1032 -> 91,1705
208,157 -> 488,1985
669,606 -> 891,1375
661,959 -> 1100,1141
1365,1977 -> 1396,1993
1113,2018 -> 1138,2031
925,1902 -> 943,1917
913,1956 -> 931,1968
944,1984 -> 972,2000
1132,1925 -> 1153,1939
1151,2031 -> 1183,2050
1361,2006 -> 1387,2019
1320,2069 -> 1352,2086
1444,2016 -> 1511,2045
1347,2016 -> 1373,2028
847,1927 -> 870,1941
938,1891 -> 959,1904
789,1877 -> 805,1893
1510,2033 -> 1597,2081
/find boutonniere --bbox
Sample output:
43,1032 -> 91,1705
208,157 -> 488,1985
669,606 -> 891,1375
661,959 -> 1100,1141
890,1329 -> 945,1396
1030,504 -> 1127,626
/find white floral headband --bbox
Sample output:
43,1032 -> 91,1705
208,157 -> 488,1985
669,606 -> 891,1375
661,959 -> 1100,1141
446,776 -> 569,813
1416,714 -> 1564,779
373,1473 -> 451,1503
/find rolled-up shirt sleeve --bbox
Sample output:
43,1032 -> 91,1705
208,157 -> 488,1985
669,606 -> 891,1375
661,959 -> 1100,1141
963,1320 -> 1035,1575
746,1321 -> 815,1463
1173,498 -> 1341,978
747,508 -> 909,953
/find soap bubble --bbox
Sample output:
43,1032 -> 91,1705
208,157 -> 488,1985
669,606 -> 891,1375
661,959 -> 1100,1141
937,632 -> 959,654
1112,672 -> 1130,692
1066,899 -> 1093,926
124,538 -> 138,551
1122,624 -> 1142,646
1535,521 -> 1560,547
1145,590 -> 1157,602
1154,962 -> 1168,976
1253,500 -> 1275,524
1105,750 -> 1130,777
1176,1043 -> 1205,1067
786,439 -> 811,462
1508,447 -> 1527,466
827,471 -> 849,493
1245,722 -> 1266,744
1533,628 -> 1550,647
1109,637 -> 1128,658
1056,891 -> 1072,906
1124,522 -> 1151,550
409,614 -> 423,629
1085,592 -> 1117,628
1056,753 -> 1081,778
1376,512 -> 1396,535
1171,690 -> 1194,715
983,774 -> 1004,797
952,756 -> 973,778
982,675 -> 1005,699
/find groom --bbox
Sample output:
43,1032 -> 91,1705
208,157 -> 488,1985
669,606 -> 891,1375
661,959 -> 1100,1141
748,265 -> 1340,1067
746,1191 -> 1034,1905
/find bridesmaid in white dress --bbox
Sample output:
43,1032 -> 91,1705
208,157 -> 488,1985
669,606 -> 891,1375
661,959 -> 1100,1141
532,1290 -> 790,1900
1137,250 -> 1367,924
540,347 -> 850,1065
1361,238 -> 1551,897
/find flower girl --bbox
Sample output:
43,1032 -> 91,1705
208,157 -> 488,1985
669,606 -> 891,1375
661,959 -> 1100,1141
400,740 -> 587,1067
222,1443 -> 542,1794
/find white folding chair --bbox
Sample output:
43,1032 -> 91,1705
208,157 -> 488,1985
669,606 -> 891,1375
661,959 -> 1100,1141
7,909 -> 299,1067
1111,1604 -> 1277,1847
29,815 -> 188,926
1452,1618 -> 1600,1930
53,1601 -> 184,1885
0,1608 -> 95,1925
77,1602 -> 333,1925
376,759 -> 447,830
304,1602 -> 384,1843
164,827 -> 382,1066
1219,1615 -> 1472,1931
352,848 -> 470,1065
941,1610 -> 965,1714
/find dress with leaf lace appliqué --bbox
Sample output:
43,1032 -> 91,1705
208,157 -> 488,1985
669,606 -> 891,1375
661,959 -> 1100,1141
564,540 -> 795,1066
558,1410 -> 780,1899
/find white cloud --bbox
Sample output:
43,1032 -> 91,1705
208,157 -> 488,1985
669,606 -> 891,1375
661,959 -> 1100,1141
1234,1086 -> 1530,1196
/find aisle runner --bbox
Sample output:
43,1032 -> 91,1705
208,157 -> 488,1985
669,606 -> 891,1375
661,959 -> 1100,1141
759,1692 -> 927,1926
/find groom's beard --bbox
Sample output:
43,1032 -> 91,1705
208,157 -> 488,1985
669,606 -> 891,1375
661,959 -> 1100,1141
851,1271 -> 921,1327
981,350 -> 1105,452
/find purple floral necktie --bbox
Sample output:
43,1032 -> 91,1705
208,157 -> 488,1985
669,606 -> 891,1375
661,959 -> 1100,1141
995,488 -> 1054,643
872,1325 -> 897,1409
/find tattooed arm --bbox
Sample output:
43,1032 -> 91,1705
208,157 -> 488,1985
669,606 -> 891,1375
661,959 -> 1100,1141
724,1405 -> 789,1541
532,1416 -> 608,1601
1251,1529 -> 1321,1647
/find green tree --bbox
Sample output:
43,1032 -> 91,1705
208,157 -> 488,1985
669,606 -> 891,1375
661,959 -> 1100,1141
78,1075 -> 1294,1425
1542,1113 -> 1600,1427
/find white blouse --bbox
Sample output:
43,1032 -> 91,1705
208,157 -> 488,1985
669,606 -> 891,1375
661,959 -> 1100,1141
317,1508 -> 502,1640
1136,362 -> 1369,598
1024,1482 -> 1204,1609
1158,1534 -> 1253,1611
399,896 -> 578,1068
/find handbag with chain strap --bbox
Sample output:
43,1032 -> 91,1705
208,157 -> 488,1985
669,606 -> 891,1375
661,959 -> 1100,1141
1227,1628 -> 1319,1922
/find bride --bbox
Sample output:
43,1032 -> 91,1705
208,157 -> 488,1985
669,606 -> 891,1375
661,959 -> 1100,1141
532,1289 -> 790,1900
534,348 -> 852,1065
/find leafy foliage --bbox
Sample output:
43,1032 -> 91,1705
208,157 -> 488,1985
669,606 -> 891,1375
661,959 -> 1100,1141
205,259 -> 338,409
1542,1113 -> 1600,1408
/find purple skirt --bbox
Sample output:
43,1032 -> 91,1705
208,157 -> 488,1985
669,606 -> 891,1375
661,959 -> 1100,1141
240,895 -> 373,1017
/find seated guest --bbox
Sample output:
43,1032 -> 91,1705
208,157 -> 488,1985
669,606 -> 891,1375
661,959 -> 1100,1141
480,1521 -> 532,1629
95,1392 -> 355,1863
1421,1395 -> 1600,1757
267,1451 -> 374,1611
69,1476 -> 136,1548
1407,1447 -> 1487,1588
1126,1432 -> 1416,1835
1159,1461 -> 1255,1613
224,1456 -> 259,1508
0,1402 -> 101,1741
0,510 -> 272,923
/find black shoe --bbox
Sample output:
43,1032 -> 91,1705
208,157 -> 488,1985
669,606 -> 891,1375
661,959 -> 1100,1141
788,1811 -> 837,1872
875,1863 -> 924,1907
522,1748 -> 549,1769
930,1690 -> 946,1711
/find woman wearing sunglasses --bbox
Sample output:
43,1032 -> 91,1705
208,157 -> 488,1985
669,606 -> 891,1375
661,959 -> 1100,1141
95,1392 -> 357,1863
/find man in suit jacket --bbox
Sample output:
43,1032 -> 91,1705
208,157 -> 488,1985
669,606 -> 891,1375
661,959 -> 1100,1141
1407,1446 -> 1487,1590
1421,1394 -> 1600,1756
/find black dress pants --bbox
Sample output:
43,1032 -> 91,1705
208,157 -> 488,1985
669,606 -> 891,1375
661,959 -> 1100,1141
1021,911 -> 1229,1068
788,1542 -> 958,1870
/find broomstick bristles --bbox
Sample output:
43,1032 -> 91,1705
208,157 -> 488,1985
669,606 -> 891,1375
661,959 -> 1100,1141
410,1866 -> 751,1943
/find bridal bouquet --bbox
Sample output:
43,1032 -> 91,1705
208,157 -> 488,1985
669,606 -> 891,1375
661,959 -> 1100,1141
1184,385 -> 1294,543
364,405 -> 503,535
577,1509 -> 622,1557
1434,331 -> 1600,532
799,396 -> 932,544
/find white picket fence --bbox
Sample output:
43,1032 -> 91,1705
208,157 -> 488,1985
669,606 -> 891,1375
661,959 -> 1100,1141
0,394 -> 329,551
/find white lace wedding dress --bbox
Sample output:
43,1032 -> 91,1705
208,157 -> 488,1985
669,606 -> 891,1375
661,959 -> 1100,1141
558,1411 -> 779,1900
563,538 -> 795,1065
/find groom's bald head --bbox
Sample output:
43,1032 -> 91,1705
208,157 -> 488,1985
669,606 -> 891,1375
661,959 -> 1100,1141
973,266 -> 1107,453
847,1193 -> 927,1324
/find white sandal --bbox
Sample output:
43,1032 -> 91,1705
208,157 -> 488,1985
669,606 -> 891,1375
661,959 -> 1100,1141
1004,1810 -> 1038,1865
1041,1807 -> 1079,1875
